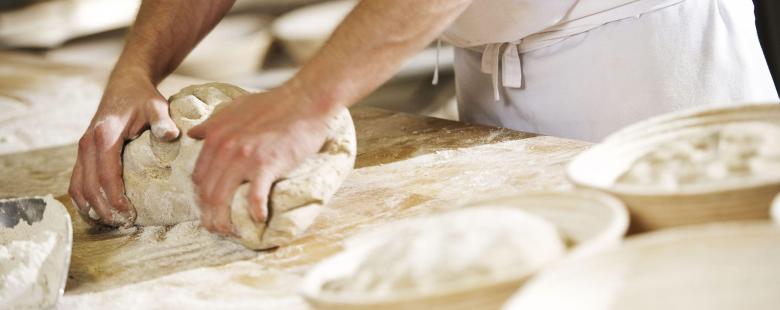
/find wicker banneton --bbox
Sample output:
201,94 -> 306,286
301,190 -> 629,310
568,103 -> 780,232
503,222 -> 780,310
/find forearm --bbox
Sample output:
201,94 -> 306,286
113,0 -> 235,84
290,0 -> 473,115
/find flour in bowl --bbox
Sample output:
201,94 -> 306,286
321,207 -> 565,296
0,196 -> 68,309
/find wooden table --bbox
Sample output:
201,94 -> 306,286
0,54 -> 591,309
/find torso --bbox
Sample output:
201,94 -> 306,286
448,0 -> 779,141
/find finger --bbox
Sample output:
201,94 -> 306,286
187,118 -> 211,139
93,119 -> 133,218
147,97 -> 180,141
68,157 -> 93,223
247,173 -> 274,223
205,165 -> 245,236
192,138 -> 218,194
191,128 -> 231,186
200,138 -> 243,203
186,105 -> 239,139
81,134 -> 119,225
196,183 -> 215,232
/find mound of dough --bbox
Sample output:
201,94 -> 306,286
119,83 -> 356,250
618,122 -> 780,189
322,207 -> 566,295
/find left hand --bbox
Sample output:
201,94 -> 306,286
187,83 -> 331,236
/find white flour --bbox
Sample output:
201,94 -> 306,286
0,196 -> 68,309
61,260 -> 305,310
321,207 -> 566,296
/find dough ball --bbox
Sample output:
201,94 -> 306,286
618,122 -> 780,189
322,207 -> 566,295
118,83 -> 356,250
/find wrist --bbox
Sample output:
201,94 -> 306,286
107,65 -> 155,89
111,55 -> 164,86
283,75 -> 343,119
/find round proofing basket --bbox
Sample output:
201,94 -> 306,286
271,0 -> 357,64
502,221 -> 780,310
300,190 -> 629,310
567,103 -> 780,232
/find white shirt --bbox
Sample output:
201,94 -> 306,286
445,0 -> 779,141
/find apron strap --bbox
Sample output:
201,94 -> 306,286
432,39 -> 442,85
481,42 -> 524,101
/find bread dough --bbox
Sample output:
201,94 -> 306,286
321,207 -> 566,295
618,122 -> 780,189
119,83 -> 356,250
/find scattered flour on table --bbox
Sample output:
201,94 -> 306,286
321,207 -> 566,296
0,196 -> 68,309
61,260 -> 305,310
618,122 -> 780,189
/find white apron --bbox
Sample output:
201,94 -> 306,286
443,0 -> 779,141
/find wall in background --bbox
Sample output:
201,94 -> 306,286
754,0 -> 780,94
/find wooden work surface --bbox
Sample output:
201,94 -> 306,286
0,53 -> 591,308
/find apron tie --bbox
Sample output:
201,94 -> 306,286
480,42 -> 524,101
432,39 -> 442,85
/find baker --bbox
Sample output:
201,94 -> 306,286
68,0 -> 777,235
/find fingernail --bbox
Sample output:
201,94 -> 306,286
152,121 -> 179,140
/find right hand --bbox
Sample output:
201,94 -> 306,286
68,73 -> 180,226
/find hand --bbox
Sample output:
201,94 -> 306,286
69,72 -> 180,226
187,83 -> 330,236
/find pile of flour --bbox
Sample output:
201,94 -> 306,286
0,196 -> 67,309
619,122 -> 780,189
321,207 -> 566,296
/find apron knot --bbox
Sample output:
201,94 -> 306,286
480,42 -> 524,101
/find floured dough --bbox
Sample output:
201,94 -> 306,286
321,207 -> 565,295
618,122 -> 780,189
119,83 -> 356,250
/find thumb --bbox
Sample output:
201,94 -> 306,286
147,96 -> 180,141
187,120 -> 209,140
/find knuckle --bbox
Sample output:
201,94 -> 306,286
237,144 -> 255,160
77,135 -> 91,152
110,196 -> 127,208
93,122 -> 111,137
93,131 -> 113,150
221,137 -> 239,151
203,135 -> 221,149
